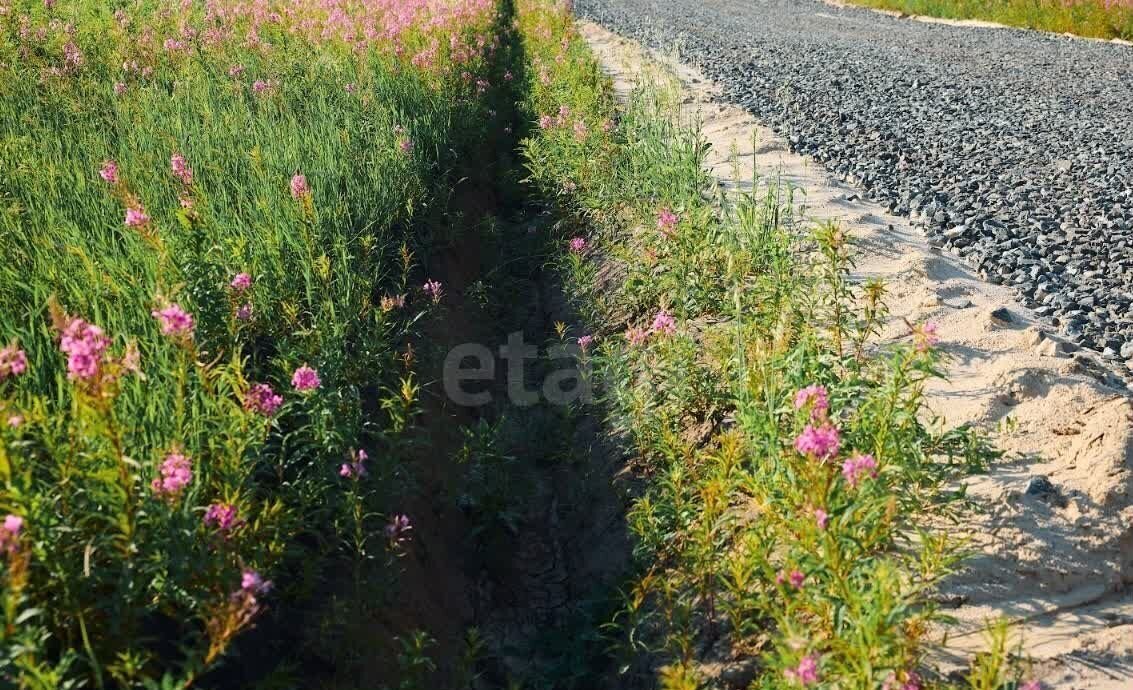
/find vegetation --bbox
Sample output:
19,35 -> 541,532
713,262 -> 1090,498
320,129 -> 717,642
844,0 -> 1133,42
0,0 -> 1044,687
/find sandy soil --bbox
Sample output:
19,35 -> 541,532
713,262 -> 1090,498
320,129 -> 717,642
579,19 -> 1133,689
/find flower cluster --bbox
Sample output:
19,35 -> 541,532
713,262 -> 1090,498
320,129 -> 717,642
170,153 -> 193,185
423,279 -> 444,304
650,308 -> 676,336
794,423 -> 840,460
339,448 -> 368,479
841,453 -> 879,489
291,365 -> 321,391
59,318 -> 109,380
152,451 -> 192,499
656,207 -> 679,237
784,655 -> 819,686
384,513 -> 412,545
244,383 -> 283,416
204,503 -> 241,534
289,173 -> 309,200
569,236 -> 588,253
0,514 -> 23,554
0,344 -> 28,380
152,303 -> 194,339
99,160 -> 119,184
793,384 -> 829,421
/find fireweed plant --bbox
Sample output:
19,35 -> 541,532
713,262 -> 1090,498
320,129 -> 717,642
517,2 -> 1032,689
0,0 -> 521,686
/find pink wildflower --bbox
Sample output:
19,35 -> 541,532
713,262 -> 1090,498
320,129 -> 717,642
538,114 -> 554,129
113,82 -> 126,95
59,318 -> 109,380
650,309 -> 676,335
778,569 -> 805,589
423,279 -> 443,304
841,453 -> 879,488
244,383 -> 283,416
241,569 -> 271,594
569,237 -> 588,253
124,206 -> 149,228
0,345 -> 27,379
252,79 -> 271,93
399,138 -> 414,154
577,335 -> 594,352
204,502 -> 241,532
385,514 -> 412,544
230,272 -> 252,292
573,119 -> 589,141
784,655 -> 819,686
289,173 -> 309,199
657,208 -> 679,237
151,451 -> 192,498
914,320 -> 939,352
0,514 -> 23,554
340,448 -> 368,479
794,424 -> 841,460
1020,682 -> 1041,690
235,303 -> 253,321
883,671 -> 923,690
228,64 -> 245,78
814,508 -> 828,530
99,160 -> 119,184
8,415 -> 23,428
793,384 -> 829,421
291,365 -> 320,391
344,82 -> 356,93
170,153 -> 192,185
151,303 -> 194,338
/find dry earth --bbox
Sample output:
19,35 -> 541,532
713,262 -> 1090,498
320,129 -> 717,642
579,20 -> 1133,689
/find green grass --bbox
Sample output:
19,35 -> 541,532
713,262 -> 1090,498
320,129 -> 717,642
846,0 -> 1133,41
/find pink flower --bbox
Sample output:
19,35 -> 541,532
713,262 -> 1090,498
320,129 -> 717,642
538,114 -> 554,129
0,345 -> 27,379
577,335 -> 594,352
244,383 -> 283,416
814,508 -> 828,529
228,64 -> 245,78
385,513 -> 412,544
59,318 -> 109,380
625,326 -> 649,346
657,208 -> 679,237
423,279 -> 443,304
289,173 -> 309,199
784,655 -> 819,686
340,448 -> 368,479
235,303 -> 253,321
398,138 -> 413,154
291,365 -> 321,391
569,237 -> 588,253
151,303 -> 194,338
573,119 -> 589,141
883,672 -> 923,690
0,514 -> 23,553
252,79 -> 271,93
170,153 -> 193,185
241,569 -> 271,594
777,569 -> 805,589
794,424 -> 841,460
204,502 -> 241,532
344,82 -> 356,93
230,272 -> 252,292
841,453 -> 879,488
650,309 -> 676,335
113,81 -> 127,95
1020,681 -> 1041,690
124,206 -> 149,228
7,415 -> 23,428
793,385 -> 829,420
99,160 -> 119,184
914,321 -> 939,352
151,451 -> 192,499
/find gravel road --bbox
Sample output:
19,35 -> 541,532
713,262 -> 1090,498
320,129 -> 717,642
575,0 -> 1133,360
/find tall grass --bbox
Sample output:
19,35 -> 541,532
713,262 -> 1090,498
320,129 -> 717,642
847,0 -> 1133,41
0,0 -> 510,686
516,2 -> 1041,688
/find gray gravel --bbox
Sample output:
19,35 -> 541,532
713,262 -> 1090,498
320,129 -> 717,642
576,0 -> 1133,359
